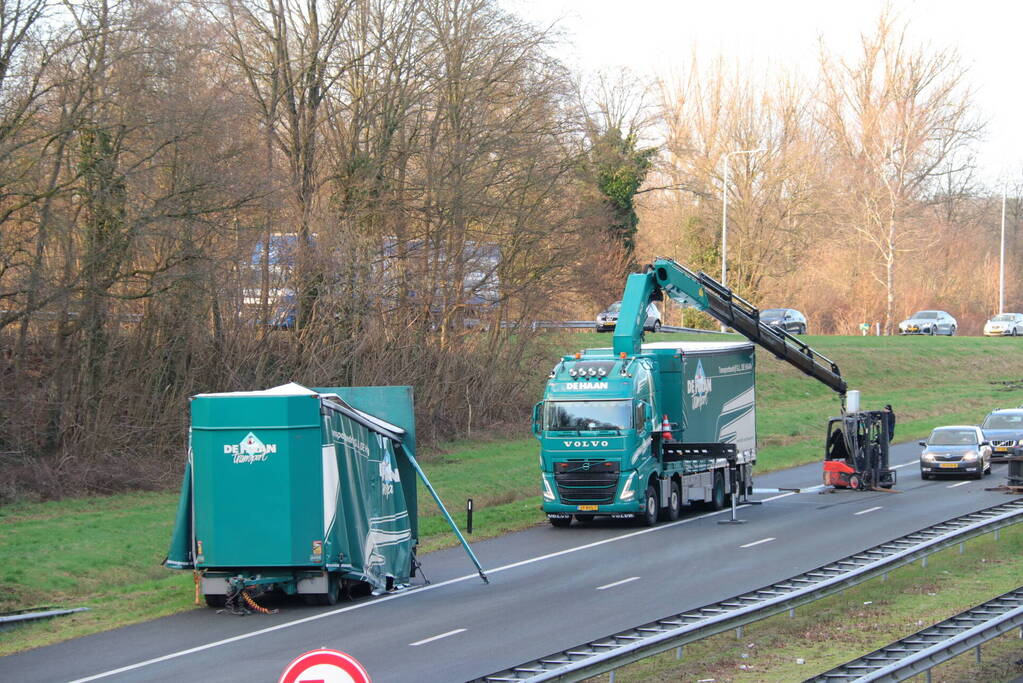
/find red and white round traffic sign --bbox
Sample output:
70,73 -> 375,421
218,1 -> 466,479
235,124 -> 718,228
279,648 -> 371,683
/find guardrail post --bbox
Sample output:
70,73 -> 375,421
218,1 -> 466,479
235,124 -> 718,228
959,542 -> 964,554
788,608 -> 795,618
736,626 -> 743,638
921,556 -> 928,568
926,669 -> 932,683
609,669 -> 616,682
975,644 -> 982,663
676,646 -> 684,659
995,529 -> 1000,541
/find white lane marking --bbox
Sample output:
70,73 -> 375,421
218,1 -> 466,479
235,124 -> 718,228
740,537 -> 776,548
947,481 -> 970,488
596,576 -> 640,591
891,462 -> 917,470
409,628 -> 466,646
854,506 -> 883,516
67,458 -> 932,681
69,504 -> 750,682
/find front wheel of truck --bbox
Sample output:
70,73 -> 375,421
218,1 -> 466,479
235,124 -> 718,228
662,481 -> 681,522
708,471 -> 726,510
548,515 -> 572,527
641,485 -> 659,526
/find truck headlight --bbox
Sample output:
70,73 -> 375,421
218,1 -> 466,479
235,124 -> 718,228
619,472 -> 636,501
542,475 -> 555,501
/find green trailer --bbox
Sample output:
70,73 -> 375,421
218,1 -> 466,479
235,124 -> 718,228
166,383 -> 485,608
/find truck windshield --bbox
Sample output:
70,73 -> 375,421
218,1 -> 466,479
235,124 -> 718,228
545,400 -> 631,431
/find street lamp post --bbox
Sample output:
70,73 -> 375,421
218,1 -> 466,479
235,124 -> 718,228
1000,181 -> 1006,314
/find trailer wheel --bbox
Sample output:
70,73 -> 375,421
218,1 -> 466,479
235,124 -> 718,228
204,594 -> 226,608
310,575 -> 340,606
709,471 -> 726,510
661,481 -> 681,522
641,485 -> 659,526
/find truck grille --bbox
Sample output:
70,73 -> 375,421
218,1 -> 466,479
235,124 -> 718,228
555,459 -> 619,504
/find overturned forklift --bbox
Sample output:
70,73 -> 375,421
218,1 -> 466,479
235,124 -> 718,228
823,392 -> 896,491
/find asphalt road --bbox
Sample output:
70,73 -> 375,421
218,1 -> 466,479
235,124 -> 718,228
2,441 -> 1020,683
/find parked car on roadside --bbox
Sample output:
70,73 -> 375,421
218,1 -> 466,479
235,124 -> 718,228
760,308 -> 807,335
918,425 -> 992,480
980,408 -> 1023,459
898,310 -> 957,336
595,301 -> 661,333
983,312 -> 1023,337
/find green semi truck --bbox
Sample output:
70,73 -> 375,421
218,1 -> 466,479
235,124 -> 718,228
536,341 -> 756,526
536,258 -> 856,526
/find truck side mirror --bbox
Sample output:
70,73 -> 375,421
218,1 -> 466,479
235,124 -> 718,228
532,402 -> 542,436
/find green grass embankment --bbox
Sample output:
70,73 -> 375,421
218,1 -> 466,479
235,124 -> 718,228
2,333 -> 1023,655
584,524 -> 1023,682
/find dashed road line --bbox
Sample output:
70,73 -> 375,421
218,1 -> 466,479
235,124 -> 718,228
596,576 -> 641,591
947,481 -> 971,488
854,506 -> 883,516
740,537 -> 776,549
410,628 -> 466,646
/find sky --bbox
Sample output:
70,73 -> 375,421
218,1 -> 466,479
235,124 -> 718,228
501,0 -> 1022,187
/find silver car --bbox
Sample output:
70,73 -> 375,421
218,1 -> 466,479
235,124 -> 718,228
595,301 -> 661,333
760,308 -> 807,335
898,310 -> 957,336
919,425 -> 992,480
983,313 -> 1023,337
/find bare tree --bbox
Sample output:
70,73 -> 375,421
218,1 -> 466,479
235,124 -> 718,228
817,11 -> 982,333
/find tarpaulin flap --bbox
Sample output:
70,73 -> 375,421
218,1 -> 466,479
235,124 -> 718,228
324,409 -> 413,590
164,451 -> 194,569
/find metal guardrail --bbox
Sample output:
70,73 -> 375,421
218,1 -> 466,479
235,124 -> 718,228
474,499 -> 1023,682
807,586 -> 1023,682
0,607 -> 89,630
516,321 -> 732,335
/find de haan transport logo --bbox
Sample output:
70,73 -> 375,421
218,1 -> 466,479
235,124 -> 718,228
225,432 -> 277,464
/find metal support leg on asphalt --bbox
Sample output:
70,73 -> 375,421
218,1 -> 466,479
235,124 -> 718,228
718,460 -> 747,525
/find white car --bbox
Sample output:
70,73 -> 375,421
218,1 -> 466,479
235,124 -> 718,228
983,313 -> 1023,337
898,310 -> 957,336
595,301 -> 661,333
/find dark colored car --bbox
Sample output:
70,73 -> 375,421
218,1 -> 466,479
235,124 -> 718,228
919,425 -> 992,480
760,308 -> 807,335
980,408 -> 1023,459
596,301 -> 661,333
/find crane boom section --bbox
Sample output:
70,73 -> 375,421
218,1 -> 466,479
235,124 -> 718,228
614,258 -> 847,396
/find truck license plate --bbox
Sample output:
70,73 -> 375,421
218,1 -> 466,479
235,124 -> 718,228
577,505 -> 598,511
939,463 -> 958,468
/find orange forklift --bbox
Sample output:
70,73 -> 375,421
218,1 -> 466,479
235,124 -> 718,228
823,409 -> 896,490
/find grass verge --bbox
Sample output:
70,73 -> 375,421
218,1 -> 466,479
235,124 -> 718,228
2,333 -> 1023,655
582,523 -> 1023,682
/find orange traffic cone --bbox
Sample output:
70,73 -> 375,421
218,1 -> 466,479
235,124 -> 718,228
661,415 -> 673,441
